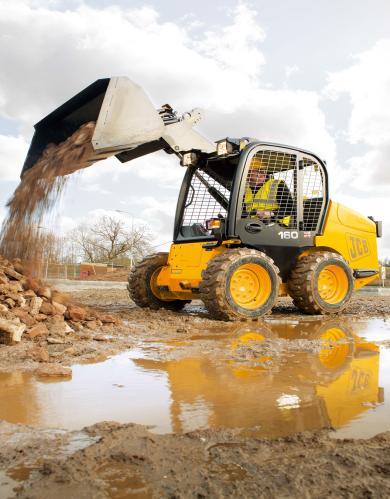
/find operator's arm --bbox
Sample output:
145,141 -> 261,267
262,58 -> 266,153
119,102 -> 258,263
274,181 -> 294,220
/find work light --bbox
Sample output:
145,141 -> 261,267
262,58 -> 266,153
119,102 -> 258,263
181,151 -> 198,166
216,139 -> 234,156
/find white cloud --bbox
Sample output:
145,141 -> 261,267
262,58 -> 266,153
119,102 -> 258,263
79,182 -> 111,195
0,1 -> 331,155
0,134 -> 29,181
0,2 -> 264,126
323,39 -> 390,258
0,0 -> 336,182
194,2 -> 266,80
128,152 -> 184,187
285,65 -> 299,80
344,144 -> 390,196
325,40 -> 390,147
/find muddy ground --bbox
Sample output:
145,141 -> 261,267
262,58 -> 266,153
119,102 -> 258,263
1,420 -> 390,498
0,290 -> 389,373
0,290 -> 389,497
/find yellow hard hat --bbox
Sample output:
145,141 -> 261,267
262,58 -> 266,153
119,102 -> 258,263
249,156 -> 267,171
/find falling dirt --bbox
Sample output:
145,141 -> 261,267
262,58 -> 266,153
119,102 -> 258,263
0,122 -> 96,262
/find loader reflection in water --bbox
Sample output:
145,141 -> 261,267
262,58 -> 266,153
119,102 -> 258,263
135,321 -> 383,437
0,320 -> 386,438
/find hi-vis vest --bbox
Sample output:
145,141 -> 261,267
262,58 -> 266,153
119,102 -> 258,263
245,179 -> 291,226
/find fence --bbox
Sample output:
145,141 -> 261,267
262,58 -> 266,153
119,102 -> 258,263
39,263 -> 81,280
38,262 -> 131,280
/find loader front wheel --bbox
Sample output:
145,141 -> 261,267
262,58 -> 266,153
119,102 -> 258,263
199,248 -> 281,320
128,253 -> 189,311
288,251 -> 354,314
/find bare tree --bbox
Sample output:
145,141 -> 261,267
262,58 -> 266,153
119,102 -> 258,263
39,231 -> 65,263
69,216 -> 153,264
69,224 -> 99,263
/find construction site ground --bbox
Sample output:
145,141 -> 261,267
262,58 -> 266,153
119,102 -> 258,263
1,288 -> 390,498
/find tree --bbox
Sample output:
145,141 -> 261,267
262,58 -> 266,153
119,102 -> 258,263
70,215 -> 153,264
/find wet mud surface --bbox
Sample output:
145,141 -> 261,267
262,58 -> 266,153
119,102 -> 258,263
1,421 -> 390,499
0,289 -> 389,497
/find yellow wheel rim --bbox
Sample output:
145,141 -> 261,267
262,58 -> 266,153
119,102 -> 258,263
317,264 -> 348,304
318,327 -> 350,369
150,267 -> 163,299
230,263 -> 272,310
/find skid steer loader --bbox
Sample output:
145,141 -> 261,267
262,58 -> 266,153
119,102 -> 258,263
21,77 -> 382,320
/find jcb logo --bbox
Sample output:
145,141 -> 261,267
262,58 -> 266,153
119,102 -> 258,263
350,368 -> 371,393
347,234 -> 370,260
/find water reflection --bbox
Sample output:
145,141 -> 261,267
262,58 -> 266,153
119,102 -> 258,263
0,371 -> 42,425
0,318 -> 387,439
135,319 -> 383,437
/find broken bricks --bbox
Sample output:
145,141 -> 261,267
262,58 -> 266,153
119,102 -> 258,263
0,317 -> 26,342
0,255 -> 120,344
35,363 -> 72,378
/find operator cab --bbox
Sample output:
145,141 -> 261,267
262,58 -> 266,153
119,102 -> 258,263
174,139 -> 328,254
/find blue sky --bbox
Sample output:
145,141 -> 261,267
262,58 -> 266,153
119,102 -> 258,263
1,0 -> 389,256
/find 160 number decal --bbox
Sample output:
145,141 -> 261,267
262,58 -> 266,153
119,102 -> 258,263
278,231 -> 298,239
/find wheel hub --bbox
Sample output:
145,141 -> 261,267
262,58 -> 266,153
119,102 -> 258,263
318,265 -> 348,304
318,327 -> 350,369
230,263 -> 272,310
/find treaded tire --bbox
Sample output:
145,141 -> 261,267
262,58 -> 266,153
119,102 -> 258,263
199,248 -> 281,321
287,251 -> 354,314
127,252 -> 189,311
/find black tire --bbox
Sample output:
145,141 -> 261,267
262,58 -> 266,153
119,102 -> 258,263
128,252 -> 190,311
199,248 -> 281,321
287,251 -> 354,314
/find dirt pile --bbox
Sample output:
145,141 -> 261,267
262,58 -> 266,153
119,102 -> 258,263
0,255 -> 119,347
0,122 -> 96,262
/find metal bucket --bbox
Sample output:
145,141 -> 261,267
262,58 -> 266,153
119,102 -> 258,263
21,77 -> 166,177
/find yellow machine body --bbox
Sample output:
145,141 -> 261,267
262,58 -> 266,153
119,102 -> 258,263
156,242 -> 226,300
155,199 -> 379,300
315,201 -> 379,289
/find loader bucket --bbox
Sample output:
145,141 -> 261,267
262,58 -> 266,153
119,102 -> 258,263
21,77 -> 165,178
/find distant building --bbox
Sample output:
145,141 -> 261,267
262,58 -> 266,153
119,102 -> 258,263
79,262 -> 113,279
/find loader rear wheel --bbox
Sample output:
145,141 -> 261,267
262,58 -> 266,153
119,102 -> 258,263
199,248 -> 281,320
128,252 -> 189,311
288,251 -> 354,314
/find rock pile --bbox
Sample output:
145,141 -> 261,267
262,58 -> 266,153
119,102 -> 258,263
0,255 -> 118,345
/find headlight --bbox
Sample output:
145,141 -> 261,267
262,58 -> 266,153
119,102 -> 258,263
206,218 -> 221,230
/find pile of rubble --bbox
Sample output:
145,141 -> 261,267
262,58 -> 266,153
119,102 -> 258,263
0,255 -> 119,347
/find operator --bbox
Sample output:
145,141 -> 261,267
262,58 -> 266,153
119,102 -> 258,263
244,156 -> 294,226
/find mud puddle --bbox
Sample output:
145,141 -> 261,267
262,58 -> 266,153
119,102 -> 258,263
0,318 -> 389,441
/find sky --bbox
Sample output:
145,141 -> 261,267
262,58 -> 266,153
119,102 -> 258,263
0,0 -> 389,258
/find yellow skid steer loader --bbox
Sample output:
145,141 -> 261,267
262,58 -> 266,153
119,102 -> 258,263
21,77 -> 382,320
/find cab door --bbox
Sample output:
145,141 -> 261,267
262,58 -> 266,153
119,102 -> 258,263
231,144 -> 327,249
